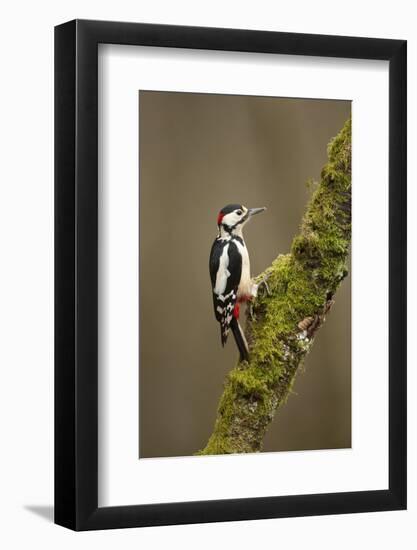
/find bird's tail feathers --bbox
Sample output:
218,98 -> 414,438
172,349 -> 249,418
220,325 -> 228,347
230,317 -> 250,362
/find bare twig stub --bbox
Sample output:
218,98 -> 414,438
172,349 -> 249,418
199,119 -> 351,455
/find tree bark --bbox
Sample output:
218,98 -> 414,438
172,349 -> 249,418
199,118 -> 352,455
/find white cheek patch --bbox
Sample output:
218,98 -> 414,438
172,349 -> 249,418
222,212 -> 240,227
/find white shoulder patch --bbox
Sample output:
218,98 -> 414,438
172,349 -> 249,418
214,244 -> 230,295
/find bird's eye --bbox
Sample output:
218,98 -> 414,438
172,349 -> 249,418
236,210 -> 242,215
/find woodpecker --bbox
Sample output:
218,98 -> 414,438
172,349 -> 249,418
209,203 -> 266,362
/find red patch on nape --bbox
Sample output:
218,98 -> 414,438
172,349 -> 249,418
217,212 -> 225,225
233,303 -> 240,319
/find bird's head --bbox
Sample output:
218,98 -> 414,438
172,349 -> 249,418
217,204 -> 266,235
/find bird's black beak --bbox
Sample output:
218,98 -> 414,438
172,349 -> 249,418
247,207 -> 266,217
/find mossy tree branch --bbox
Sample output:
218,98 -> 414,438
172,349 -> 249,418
199,118 -> 352,455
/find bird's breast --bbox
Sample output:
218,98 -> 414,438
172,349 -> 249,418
234,240 -> 251,299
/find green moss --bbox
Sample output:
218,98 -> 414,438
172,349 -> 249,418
198,118 -> 352,456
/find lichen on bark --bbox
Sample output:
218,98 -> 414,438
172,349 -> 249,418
198,118 -> 352,455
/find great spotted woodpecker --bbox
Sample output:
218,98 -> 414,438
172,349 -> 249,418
209,204 -> 266,362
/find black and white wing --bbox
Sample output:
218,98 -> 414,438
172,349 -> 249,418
209,239 -> 242,345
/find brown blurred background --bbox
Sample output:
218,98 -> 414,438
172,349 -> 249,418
139,91 -> 351,458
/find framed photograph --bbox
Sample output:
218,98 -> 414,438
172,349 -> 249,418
55,20 -> 406,530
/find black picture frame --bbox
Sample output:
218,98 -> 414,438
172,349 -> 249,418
55,19 -> 407,531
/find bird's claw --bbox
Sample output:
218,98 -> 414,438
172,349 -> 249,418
249,302 -> 256,321
256,272 -> 271,296
248,273 -> 271,321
